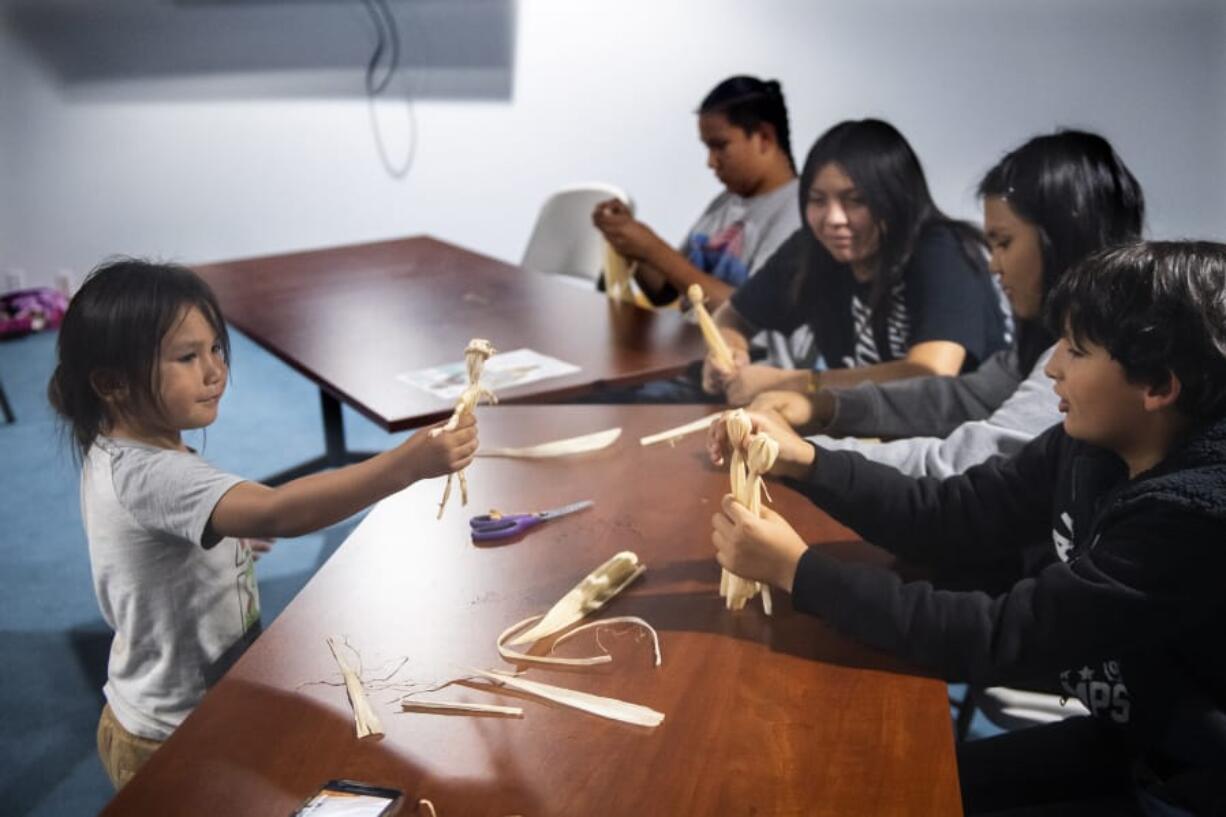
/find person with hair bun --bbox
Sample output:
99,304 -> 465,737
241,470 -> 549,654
592,75 -> 799,309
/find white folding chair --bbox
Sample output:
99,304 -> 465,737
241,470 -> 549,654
520,183 -> 634,289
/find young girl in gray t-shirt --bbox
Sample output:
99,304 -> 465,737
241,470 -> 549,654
49,259 -> 479,789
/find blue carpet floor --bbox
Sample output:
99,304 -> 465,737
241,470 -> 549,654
0,327 -> 1002,816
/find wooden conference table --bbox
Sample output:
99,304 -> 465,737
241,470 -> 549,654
195,236 -> 707,483
100,405 -> 962,817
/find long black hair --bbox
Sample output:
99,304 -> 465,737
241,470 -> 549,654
980,129 -> 1145,372
699,75 -> 795,171
799,119 -> 986,318
48,258 -> 230,462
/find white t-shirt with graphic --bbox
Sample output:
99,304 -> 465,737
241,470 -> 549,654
82,437 -> 258,741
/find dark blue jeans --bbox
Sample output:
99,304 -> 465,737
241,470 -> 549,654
958,716 -> 1196,816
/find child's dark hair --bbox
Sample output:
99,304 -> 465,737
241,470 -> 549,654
699,75 -> 795,171
979,129 -> 1146,371
48,258 -> 231,461
799,118 -> 987,317
1046,241 -> 1226,422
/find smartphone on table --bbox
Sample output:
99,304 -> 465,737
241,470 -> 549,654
291,779 -> 404,817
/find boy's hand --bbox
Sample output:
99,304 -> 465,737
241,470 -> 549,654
407,413 -> 479,482
701,346 -> 750,396
707,409 -> 815,479
712,495 -> 807,593
591,199 -> 663,262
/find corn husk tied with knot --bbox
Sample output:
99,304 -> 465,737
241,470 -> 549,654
721,423 -> 779,614
435,338 -> 497,519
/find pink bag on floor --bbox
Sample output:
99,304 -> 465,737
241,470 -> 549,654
0,288 -> 69,339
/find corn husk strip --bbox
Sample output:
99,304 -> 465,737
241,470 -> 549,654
552,617 -> 663,668
623,265 -> 653,309
435,339 -> 497,519
470,668 -> 665,728
721,411 -> 752,608
498,615 -> 613,667
687,283 -> 734,371
401,699 -> 524,717
639,414 -> 719,447
477,427 -> 622,459
497,615 -> 662,668
325,637 -> 383,738
738,435 -> 780,611
508,551 -> 645,646
603,241 -> 652,309
604,241 -> 632,303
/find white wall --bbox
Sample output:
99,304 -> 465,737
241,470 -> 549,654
2,0 -> 1224,289
0,21 -> 18,276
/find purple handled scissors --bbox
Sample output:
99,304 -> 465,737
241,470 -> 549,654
469,500 -> 594,541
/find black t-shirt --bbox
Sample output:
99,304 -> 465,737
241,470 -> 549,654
731,224 -> 1007,372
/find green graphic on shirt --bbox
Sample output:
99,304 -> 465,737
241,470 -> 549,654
234,543 -> 261,631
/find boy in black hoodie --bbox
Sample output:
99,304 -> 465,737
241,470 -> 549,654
709,241 -> 1226,815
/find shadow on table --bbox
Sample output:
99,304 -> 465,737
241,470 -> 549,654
593,550 -> 939,679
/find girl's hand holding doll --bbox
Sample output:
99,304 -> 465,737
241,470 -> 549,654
405,413 -> 479,483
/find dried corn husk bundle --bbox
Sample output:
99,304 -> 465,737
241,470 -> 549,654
435,339 -> 496,519
469,668 -> 665,728
687,283 -> 734,371
509,551 -> 644,646
639,413 -> 719,447
325,637 -> 384,738
721,427 -> 780,614
476,427 -> 621,459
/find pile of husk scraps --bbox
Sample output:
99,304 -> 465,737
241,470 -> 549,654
404,551 -> 666,728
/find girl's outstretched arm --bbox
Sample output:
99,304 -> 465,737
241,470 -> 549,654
208,414 -> 477,539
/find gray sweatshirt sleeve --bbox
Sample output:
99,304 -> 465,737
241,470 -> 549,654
822,348 -> 1025,439
810,347 -> 1061,478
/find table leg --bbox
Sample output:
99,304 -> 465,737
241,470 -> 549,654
263,389 -> 376,486
321,390 -> 347,468
0,376 -> 14,424
953,685 -> 980,742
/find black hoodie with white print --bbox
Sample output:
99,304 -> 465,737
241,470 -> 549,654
789,415 -> 1226,813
